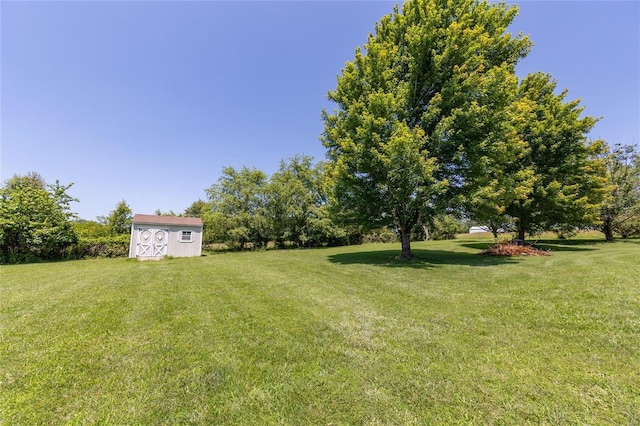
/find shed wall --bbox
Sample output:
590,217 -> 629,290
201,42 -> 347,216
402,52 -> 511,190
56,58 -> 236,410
129,224 -> 203,258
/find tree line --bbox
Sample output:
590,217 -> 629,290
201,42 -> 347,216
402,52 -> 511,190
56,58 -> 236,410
198,155 -> 360,249
2,142 -> 638,264
2,0 -> 640,263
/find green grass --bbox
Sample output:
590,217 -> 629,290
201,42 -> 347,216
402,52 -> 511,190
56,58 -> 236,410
2,237 -> 639,424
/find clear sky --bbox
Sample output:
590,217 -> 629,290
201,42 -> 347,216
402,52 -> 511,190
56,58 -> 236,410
2,1 -> 638,221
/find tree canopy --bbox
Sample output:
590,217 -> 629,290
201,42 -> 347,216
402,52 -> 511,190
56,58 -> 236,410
268,155 -> 328,247
503,73 -> 607,239
601,144 -> 640,241
0,173 -> 77,263
106,200 -> 133,236
323,0 -> 612,253
466,73 -> 608,240
202,158 -> 355,249
322,0 -> 531,258
206,166 -> 270,249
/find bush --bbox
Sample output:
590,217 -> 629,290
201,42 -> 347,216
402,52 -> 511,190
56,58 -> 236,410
1,174 -> 78,264
68,235 -> 130,259
551,224 -> 578,239
429,215 -> 465,240
363,227 -> 399,243
617,216 -> 640,239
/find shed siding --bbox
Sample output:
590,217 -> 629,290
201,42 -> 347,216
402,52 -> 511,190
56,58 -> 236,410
166,225 -> 202,257
129,216 -> 203,258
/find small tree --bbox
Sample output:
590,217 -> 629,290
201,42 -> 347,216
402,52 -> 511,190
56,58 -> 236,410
184,199 -> 210,218
427,214 -> 465,240
267,155 -> 327,247
72,220 -> 110,238
0,173 -> 77,263
461,73 -> 608,242
501,73 -> 608,241
106,200 -> 133,236
600,144 -> 640,241
206,166 -> 269,249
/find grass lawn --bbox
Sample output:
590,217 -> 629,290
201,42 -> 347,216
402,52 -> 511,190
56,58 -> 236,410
2,236 -> 639,424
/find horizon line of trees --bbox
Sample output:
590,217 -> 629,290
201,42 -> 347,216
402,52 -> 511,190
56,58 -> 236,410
194,155 -> 362,249
1,141 -> 638,264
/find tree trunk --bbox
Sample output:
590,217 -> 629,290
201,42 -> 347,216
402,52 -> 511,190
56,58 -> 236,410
516,206 -> 527,242
517,221 -> 526,242
399,228 -> 413,259
422,225 -> 430,241
603,217 -> 614,242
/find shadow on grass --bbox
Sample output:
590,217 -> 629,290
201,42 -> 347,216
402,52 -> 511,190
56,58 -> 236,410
328,249 -> 520,268
534,238 -> 604,246
533,239 -> 604,252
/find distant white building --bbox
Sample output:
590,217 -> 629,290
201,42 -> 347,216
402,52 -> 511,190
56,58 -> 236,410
469,226 -> 491,234
129,214 -> 203,259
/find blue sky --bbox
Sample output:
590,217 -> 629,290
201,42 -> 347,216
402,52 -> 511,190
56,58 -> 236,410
2,1 -> 638,221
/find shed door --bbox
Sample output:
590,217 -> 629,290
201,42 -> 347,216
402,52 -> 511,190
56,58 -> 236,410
137,228 -> 169,257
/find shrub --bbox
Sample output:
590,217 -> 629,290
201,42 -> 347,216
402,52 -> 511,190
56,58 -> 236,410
363,227 -> 399,243
68,235 -> 130,259
429,215 -> 465,240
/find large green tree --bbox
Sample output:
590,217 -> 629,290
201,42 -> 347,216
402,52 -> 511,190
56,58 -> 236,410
201,159 -> 355,249
464,73 -> 607,241
206,166 -> 269,249
502,73 -> 607,240
267,155 -> 328,247
600,143 -> 640,241
184,199 -> 210,218
322,0 -> 530,258
0,173 -> 77,263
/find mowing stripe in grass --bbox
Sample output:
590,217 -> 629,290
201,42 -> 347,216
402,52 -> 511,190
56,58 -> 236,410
1,237 -> 639,424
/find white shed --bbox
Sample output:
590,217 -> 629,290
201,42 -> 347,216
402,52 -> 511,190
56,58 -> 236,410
129,214 -> 203,259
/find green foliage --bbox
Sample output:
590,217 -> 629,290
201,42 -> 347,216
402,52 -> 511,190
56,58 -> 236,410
202,159 -> 359,250
106,200 -> 133,236
617,217 -> 640,239
428,214 -> 465,240
67,235 -> 130,259
0,173 -> 77,264
550,224 -> 579,240
363,227 -> 399,244
200,211 -> 225,245
322,0 -> 531,258
600,143 -> 640,240
299,205 -> 356,247
500,73 -> 608,240
267,156 -> 329,247
72,220 -> 110,238
206,166 -> 270,249
68,223 -> 128,258
464,73 -> 609,241
154,209 -> 178,216
183,199 -> 210,218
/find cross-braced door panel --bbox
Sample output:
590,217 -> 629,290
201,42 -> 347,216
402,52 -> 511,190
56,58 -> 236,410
152,229 -> 168,256
137,228 -> 168,257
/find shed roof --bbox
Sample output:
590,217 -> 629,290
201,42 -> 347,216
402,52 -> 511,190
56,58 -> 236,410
132,214 -> 203,227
